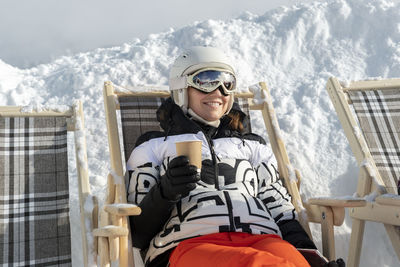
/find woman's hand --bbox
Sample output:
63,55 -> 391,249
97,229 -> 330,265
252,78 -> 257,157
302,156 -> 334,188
160,155 -> 200,200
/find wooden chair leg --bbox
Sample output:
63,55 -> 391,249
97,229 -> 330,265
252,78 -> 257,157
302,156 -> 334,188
99,237 -> 111,267
92,197 -> 99,262
119,216 -> 133,267
109,236 -> 120,262
348,218 -> 365,267
320,206 -> 335,260
98,209 -> 111,267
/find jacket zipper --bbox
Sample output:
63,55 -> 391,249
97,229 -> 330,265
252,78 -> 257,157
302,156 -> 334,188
202,132 -> 220,190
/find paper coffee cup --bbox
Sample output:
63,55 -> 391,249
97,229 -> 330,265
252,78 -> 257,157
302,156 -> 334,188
175,140 -> 202,169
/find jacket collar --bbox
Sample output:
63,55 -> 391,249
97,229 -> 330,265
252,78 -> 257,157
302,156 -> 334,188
156,97 -> 250,137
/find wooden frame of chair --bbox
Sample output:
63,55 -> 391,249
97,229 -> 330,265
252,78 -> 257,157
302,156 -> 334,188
326,77 -> 400,267
0,101 -> 94,267
99,80 -> 365,266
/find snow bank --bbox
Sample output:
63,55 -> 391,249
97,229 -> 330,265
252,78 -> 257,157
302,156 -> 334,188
1,0 -> 399,266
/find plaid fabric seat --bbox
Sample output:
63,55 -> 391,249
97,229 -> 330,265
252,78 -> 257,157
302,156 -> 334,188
119,96 -> 166,163
348,89 -> 400,192
0,116 -> 71,266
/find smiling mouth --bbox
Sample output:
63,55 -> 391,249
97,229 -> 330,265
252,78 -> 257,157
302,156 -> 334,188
204,102 -> 222,107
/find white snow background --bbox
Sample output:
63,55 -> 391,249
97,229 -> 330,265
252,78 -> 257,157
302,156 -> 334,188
1,0 -> 400,266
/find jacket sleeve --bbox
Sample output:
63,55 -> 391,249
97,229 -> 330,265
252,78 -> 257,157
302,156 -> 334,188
256,155 -> 316,249
127,162 -> 176,250
278,219 -> 317,249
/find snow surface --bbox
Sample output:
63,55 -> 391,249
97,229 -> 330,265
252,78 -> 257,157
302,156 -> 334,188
1,0 -> 399,266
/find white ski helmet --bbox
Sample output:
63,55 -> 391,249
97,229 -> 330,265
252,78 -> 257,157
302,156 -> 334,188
169,46 -> 236,114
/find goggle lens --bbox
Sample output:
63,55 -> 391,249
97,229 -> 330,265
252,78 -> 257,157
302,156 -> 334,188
189,70 -> 236,94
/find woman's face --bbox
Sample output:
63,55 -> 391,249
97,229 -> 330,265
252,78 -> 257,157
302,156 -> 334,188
187,87 -> 231,121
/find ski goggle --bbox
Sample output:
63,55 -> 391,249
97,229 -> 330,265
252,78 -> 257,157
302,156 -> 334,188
186,68 -> 236,95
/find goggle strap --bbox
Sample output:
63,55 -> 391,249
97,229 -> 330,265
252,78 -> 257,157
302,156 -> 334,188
169,76 -> 188,90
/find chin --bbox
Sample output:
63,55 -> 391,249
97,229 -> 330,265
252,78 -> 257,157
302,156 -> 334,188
206,115 -> 222,121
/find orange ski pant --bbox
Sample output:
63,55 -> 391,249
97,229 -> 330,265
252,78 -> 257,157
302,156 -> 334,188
169,232 -> 310,267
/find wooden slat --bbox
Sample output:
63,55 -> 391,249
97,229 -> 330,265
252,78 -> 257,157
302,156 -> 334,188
350,202 -> 400,226
307,198 -> 366,207
257,82 -> 313,239
347,219 -> 365,267
103,82 -> 133,267
341,78 -> 400,91
320,206 -> 335,260
376,195 -> 400,206
93,226 -> 129,237
73,101 -> 92,267
104,204 -> 142,216
116,91 -> 170,97
0,106 -> 73,117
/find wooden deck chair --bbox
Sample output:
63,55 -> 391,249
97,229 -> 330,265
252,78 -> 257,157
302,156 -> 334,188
326,77 -> 400,267
98,80 -> 363,267
0,101 -> 95,267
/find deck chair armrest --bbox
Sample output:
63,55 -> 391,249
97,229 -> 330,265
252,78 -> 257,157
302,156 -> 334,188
305,197 -> 366,226
307,197 -> 367,208
303,197 -> 366,260
104,203 -> 142,216
302,201 -> 343,260
93,226 -> 129,237
375,194 -> 400,206
94,205 -> 139,265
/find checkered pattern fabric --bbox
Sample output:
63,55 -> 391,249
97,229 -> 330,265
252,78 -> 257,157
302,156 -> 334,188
234,97 -> 252,132
119,96 -> 167,163
119,96 -> 251,163
348,89 -> 400,192
0,116 -> 71,266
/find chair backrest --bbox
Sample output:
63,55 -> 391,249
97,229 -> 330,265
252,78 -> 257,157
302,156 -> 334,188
326,77 -> 400,195
0,102 -> 93,267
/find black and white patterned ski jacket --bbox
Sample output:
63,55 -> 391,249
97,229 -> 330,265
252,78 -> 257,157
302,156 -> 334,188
127,98 -> 316,266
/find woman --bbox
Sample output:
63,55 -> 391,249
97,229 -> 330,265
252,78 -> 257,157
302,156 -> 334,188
127,46 -> 316,267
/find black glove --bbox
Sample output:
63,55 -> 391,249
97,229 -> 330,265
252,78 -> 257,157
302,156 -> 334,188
324,258 -> 345,267
160,155 -> 200,200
